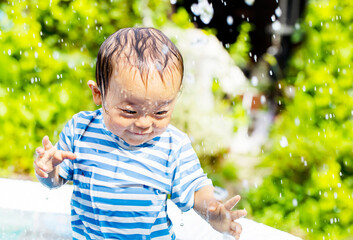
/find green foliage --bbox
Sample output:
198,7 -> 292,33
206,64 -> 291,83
0,0 -> 173,176
228,22 -> 253,69
0,0 -> 247,190
244,0 -> 353,239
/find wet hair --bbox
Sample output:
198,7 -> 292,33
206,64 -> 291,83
95,27 -> 184,99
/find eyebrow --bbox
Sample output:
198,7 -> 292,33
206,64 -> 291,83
122,99 -> 174,108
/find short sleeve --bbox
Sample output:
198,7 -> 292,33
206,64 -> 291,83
170,136 -> 212,212
57,116 -> 76,181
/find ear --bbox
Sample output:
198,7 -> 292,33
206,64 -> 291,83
87,80 -> 102,106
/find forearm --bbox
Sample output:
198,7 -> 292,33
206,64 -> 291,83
194,185 -> 218,218
36,165 -> 66,189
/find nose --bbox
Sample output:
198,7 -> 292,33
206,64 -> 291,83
135,115 -> 152,130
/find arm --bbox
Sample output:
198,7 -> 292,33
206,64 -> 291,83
194,185 -> 247,240
34,136 -> 76,189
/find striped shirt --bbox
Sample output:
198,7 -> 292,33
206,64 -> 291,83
57,109 -> 212,240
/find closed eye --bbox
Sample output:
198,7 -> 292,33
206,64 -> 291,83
155,111 -> 168,115
121,109 -> 137,114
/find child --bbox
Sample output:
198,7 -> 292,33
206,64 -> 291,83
34,27 -> 247,240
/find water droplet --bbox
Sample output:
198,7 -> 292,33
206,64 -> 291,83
271,15 -> 276,22
272,21 -> 281,31
292,198 -> 298,207
294,117 -> 300,126
161,44 -> 169,54
155,61 -> 162,71
226,15 -> 233,25
244,0 -> 255,6
275,7 -> 282,17
53,51 -> 60,60
260,95 -> 266,104
280,136 -> 288,148
251,76 -> 258,86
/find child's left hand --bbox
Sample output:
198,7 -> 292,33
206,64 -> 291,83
206,195 -> 247,239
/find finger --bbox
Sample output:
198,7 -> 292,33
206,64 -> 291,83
207,201 -> 220,212
34,158 -> 51,174
229,230 -> 241,240
231,221 -> 242,235
34,165 -> 48,178
231,209 -> 247,220
231,231 -> 240,240
44,146 -> 57,161
57,150 -> 77,160
42,136 -> 54,150
224,195 -> 241,211
35,147 -> 45,157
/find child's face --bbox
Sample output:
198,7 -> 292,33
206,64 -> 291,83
92,67 -> 181,146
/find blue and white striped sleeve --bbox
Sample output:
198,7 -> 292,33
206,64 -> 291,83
170,136 -> 212,212
57,116 -> 76,181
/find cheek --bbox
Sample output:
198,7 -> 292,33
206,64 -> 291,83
103,112 -> 132,131
154,117 -> 172,130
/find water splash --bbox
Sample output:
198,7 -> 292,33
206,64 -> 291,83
191,0 -> 214,24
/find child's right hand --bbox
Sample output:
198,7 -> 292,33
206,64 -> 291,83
34,136 -> 76,178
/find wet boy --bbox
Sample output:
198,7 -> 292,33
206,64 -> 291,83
34,27 -> 247,240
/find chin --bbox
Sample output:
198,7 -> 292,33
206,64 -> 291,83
126,139 -> 148,146
124,135 -> 152,146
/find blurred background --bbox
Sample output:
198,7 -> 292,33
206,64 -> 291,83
1,0 -> 353,239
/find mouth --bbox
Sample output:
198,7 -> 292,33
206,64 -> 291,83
131,131 -> 151,136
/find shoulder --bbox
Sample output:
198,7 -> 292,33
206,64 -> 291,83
73,109 -> 101,121
70,109 -> 102,126
62,109 -> 102,138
